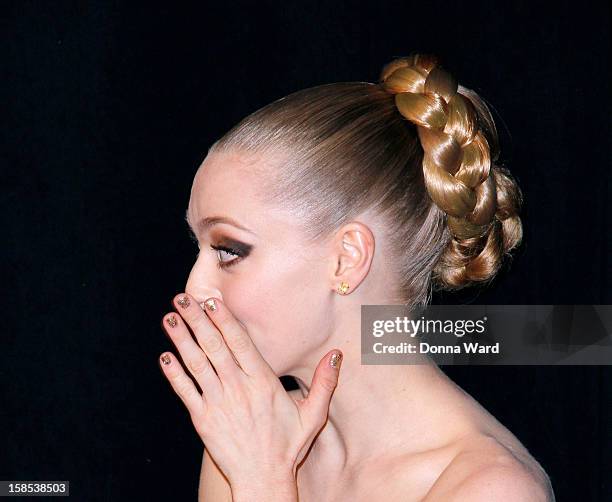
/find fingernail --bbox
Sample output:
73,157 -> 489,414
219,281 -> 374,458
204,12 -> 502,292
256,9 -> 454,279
160,353 -> 171,365
166,314 -> 178,328
204,298 -> 217,312
329,352 -> 342,369
177,295 -> 191,309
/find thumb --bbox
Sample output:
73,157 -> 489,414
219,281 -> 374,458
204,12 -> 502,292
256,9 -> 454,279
301,350 -> 343,428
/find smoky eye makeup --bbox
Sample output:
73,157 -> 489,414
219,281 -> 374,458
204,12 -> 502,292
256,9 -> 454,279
187,227 -> 254,269
212,238 -> 253,257
210,238 -> 253,269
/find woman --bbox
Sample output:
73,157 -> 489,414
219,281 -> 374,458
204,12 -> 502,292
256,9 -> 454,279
158,53 -> 555,501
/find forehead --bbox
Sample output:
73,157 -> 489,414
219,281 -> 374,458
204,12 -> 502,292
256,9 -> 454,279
187,151 -> 285,238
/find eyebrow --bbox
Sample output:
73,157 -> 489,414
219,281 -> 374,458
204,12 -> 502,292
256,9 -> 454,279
184,210 -> 257,236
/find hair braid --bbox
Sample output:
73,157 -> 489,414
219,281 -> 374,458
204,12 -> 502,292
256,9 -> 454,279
379,53 -> 523,290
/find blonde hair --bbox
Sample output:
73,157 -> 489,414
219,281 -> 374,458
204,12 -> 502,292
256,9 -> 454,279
209,52 -> 523,307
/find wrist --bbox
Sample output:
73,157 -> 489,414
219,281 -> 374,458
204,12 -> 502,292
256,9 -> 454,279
231,469 -> 297,502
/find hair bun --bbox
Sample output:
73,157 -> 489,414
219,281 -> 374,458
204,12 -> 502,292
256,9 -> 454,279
380,53 -> 523,290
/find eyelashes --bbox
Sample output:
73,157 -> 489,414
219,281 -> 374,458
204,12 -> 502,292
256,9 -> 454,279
210,244 -> 243,269
187,229 -> 250,270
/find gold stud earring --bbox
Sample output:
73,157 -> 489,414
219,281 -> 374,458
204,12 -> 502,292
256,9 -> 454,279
337,281 -> 350,295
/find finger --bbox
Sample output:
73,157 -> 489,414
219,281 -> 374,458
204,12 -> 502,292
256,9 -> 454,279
200,296 -> 273,379
159,351 -> 206,421
162,311 -> 223,400
173,293 -> 241,383
301,350 -> 343,429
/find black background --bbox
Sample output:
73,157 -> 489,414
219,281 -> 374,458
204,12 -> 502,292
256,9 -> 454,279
3,1 -> 610,501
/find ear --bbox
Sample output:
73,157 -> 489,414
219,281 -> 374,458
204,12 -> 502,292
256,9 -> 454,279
329,221 -> 375,294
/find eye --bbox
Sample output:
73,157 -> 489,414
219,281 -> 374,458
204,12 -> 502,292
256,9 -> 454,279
187,228 -> 251,270
210,244 -> 243,269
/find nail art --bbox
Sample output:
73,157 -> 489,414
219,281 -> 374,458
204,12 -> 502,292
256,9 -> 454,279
160,353 -> 171,365
177,295 -> 191,309
166,314 -> 178,328
204,298 -> 217,312
329,352 -> 342,369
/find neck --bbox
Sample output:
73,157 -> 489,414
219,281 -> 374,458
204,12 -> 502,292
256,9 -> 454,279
289,303 -> 477,475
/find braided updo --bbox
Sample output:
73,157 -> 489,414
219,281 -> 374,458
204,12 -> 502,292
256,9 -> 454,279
379,53 -> 523,289
209,53 -> 524,305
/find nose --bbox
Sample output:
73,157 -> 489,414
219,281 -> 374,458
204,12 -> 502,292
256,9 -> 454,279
184,289 -> 223,312
184,258 -> 222,308
185,283 -> 222,307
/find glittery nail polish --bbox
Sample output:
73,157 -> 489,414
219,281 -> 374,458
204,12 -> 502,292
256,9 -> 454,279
160,353 -> 171,365
329,352 -> 342,369
166,314 -> 178,328
177,295 -> 190,309
204,298 -> 217,312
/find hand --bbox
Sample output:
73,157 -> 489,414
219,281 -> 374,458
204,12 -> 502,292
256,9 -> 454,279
158,293 -> 343,491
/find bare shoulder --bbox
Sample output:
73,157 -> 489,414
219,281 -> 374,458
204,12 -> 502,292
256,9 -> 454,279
198,446 -> 232,502
423,435 -> 555,502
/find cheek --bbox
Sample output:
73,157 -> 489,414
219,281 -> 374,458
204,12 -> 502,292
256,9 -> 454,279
221,250 -> 327,367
